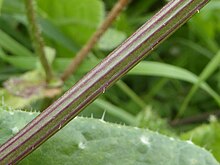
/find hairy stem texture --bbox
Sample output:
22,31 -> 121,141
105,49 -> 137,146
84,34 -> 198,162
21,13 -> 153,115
0,0 -> 209,164
25,0 -> 54,82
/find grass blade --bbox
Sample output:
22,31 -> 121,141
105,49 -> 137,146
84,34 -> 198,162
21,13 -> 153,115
93,99 -> 135,125
0,29 -> 33,57
178,50 -> 220,117
130,61 -> 220,103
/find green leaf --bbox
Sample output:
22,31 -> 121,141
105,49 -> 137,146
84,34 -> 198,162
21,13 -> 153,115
0,49 -> 36,70
0,70 -> 45,108
181,118 -> 220,162
129,61 -> 220,105
37,0 -> 104,45
98,28 -> 126,50
202,0 -> 220,12
0,17 -> 32,49
0,29 -> 33,57
0,108 -> 38,145
0,0 -> 3,15
1,0 -> 25,14
39,18 -> 79,53
0,109 -> 218,165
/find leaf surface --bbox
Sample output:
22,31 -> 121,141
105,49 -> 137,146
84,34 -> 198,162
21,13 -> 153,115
37,0 -> 104,45
181,119 -> 220,162
0,109 -> 218,165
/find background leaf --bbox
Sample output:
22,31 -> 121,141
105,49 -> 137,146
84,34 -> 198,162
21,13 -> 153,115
181,119 -> 220,162
0,29 -> 33,57
97,28 -> 126,50
37,0 -> 104,46
0,0 -> 3,15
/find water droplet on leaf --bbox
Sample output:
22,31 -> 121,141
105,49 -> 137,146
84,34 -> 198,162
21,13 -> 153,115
11,127 -> 19,134
140,135 -> 150,146
78,142 -> 86,149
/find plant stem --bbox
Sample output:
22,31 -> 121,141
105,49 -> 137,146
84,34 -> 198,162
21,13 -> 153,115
61,0 -> 130,81
171,110 -> 220,127
25,0 -> 54,82
0,0 -> 210,164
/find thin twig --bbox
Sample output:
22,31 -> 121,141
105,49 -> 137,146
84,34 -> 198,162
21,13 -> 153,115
171,110 -> 220,127
61,0 -> 130,81
25,0 -> 54,82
